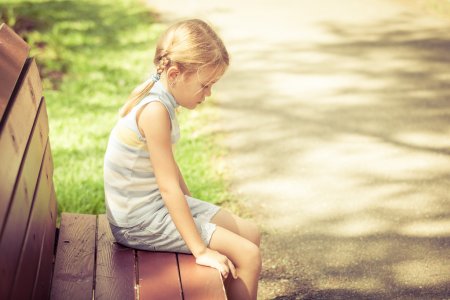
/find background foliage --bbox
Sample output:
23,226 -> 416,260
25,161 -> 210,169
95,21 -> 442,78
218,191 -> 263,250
1,0 -> 230,214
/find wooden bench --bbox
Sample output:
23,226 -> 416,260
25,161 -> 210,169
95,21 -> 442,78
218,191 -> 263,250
0,23 -> 226,300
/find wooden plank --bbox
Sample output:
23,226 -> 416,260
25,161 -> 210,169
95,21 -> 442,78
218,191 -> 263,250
95,214 -> 136,300
8,141 -> 53,300
0,98 -> 49,299
138,251 -> 183,300
31,182 -> 57,300
178,253 -> 227,300
50,213 -> 97,300
0,23 -> 30,123
0,58 -> 42,229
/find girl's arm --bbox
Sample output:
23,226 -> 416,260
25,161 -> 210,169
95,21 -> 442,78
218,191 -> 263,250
138,102 -> 235,278
139,102 -> 204,255
176,161 -> 191,197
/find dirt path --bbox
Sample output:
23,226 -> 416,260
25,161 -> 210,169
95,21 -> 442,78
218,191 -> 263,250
146,1 -> 450,298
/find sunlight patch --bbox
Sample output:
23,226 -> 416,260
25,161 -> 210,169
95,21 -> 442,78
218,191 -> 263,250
393,259 -> 450,287
399,220 -> 450,237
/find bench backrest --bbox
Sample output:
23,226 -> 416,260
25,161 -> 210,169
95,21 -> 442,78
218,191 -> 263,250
0,23 -> 58,300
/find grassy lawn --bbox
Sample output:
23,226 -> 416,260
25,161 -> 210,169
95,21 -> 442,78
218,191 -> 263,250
1,0 -> 231,215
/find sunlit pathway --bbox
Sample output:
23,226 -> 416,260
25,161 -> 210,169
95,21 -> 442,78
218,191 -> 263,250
146,1 -> 450,298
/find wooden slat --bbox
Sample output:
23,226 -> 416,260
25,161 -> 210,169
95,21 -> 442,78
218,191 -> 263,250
178,253 -> 227,300
0,58 -> 42,228
9,142 -> 53,300
0,98 -> 48,300
0,23 -> 30,123
50,213 -> 97,300
138,251 -> 183,300
31,182 -> 58,300
96,214 -> 136,300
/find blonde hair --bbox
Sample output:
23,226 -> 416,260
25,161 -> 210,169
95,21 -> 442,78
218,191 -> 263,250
119,19 -> 229,117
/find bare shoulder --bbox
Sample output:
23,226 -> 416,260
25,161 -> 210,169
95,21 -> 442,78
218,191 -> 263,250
137,100 -> 171,138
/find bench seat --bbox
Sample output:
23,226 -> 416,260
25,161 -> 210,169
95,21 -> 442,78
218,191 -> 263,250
51,213 -> 225,300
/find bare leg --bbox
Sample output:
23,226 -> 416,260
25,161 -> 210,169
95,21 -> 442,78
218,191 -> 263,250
209,226 -> 261,300
211,209 -> 261,246
210,210 -> 262,299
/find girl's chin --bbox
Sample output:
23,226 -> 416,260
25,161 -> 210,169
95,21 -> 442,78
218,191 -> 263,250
184,103 -> 198,110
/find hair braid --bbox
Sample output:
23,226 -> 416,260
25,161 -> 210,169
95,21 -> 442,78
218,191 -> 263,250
156,56 -> 170,75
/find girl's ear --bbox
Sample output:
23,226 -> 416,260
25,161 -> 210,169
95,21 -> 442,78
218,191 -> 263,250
167,65 -> 180,83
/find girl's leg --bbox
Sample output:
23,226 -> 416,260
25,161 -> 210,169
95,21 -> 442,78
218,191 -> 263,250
209,226 -> 262,300
211,209 -> 261,246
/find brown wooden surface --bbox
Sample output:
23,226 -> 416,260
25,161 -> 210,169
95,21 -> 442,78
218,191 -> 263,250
0,23 -> 30,123
10,142 -> 53,300
0,58 -> 42,230
178,253 -> 227,300
0,98 -> 48,299
32,183 -> 58,300
138,251 -> 183,300
51,213 -> 97,300
96,214 -> 136,300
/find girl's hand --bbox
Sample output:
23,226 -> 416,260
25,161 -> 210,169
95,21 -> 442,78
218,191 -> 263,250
195,248 -> 237,279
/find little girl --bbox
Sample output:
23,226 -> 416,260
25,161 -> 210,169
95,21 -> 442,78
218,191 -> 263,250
103,19 -> 261,299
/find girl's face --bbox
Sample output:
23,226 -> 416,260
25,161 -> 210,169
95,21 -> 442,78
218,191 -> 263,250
170,68 -> 223,110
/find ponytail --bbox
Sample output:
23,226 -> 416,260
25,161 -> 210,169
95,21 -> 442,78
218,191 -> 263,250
119,78 -> 155,117
119,58 -> 170,117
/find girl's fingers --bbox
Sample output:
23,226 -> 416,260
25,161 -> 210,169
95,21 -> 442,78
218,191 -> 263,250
218,263 -> 229,278
228,260 -> 237,279
195,249 -> 236,279
219,259 -> 237,279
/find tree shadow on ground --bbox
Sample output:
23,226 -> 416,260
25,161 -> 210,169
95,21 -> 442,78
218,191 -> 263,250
216,11 -> 450,300
263,233 -> 450,299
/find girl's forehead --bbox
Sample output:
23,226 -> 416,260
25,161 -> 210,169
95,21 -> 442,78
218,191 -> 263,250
197,67 -> 224,83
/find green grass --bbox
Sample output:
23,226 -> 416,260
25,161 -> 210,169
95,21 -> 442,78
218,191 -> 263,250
176,104 -> 231,204
1,0 -> 231,215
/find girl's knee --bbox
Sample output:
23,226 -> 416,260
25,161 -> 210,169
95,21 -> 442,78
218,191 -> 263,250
251,245 -> 263,274
247,221 -> 261,247
241,241 -> 262,273
210,225 -> 261,273
212,210 -> 261,246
